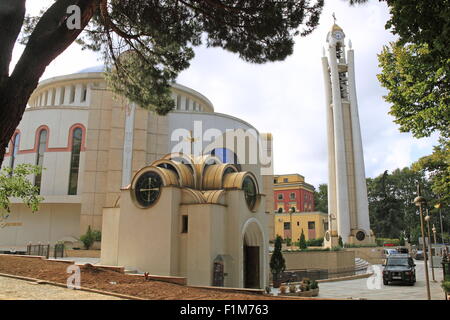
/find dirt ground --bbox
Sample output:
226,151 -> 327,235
0,255 -> 296,300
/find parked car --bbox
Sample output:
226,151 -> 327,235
396,247 -> 409,254
412,250 -> 424,260
383,254 -> 416,286
382,248 -> 398,259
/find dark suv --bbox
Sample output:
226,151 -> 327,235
382,254 -> 416,286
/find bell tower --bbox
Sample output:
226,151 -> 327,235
321,20 -> 374,246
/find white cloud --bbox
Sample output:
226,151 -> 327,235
11,0 -> 440,189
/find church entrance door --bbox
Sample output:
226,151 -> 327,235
243,244 -> 260,289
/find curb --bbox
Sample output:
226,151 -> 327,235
0,272 -> 144,300
317,272 -> 374,283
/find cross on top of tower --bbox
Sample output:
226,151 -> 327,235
333,12 -> 337,23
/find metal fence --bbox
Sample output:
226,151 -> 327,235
26,244 -> 50,259
26,244 -> 65,259
53,243 -> 64,259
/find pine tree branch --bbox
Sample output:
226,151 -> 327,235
0,0 -> 26,83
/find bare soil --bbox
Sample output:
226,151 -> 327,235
0,256 -> 297,300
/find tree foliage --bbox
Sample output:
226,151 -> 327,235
378,42 -> 449,138
412,138 -> 450,205
351,0 -> 450,138
299,229 -> 307,250
0,0 -> 325,162
91,0 -> 324,114
0,164 -> 43,219
365,167 -> 443,242
313,183 -> 328,213
270,235 -> 286,277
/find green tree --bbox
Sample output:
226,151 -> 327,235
313,184 -> 328,213
299,229 -> 307,250
412,138 -> 450,205
0,164 -> 43,219
366,168 -> 434,240
338,236 -> 343,248
0,0 -> 325,165
378,42 -> 449,138
270,235 -> 286,287
351,0 -> 450,138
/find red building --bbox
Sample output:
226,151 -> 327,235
273,174 -> 315,213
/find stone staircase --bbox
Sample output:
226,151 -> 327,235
355,258 -> 370,272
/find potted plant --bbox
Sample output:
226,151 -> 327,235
310,280 -> 320,297
270,236 -> 286,288
289,284 -> 297,294
279,285 -> 287,295
298,278 -> 318,297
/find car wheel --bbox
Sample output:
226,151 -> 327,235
383,280 -> 388,285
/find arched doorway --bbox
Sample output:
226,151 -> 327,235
242,220 -> 264,289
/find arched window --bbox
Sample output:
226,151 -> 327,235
34,129 -> 48,192
10,132 -> 20,170
68,127 -> 83,195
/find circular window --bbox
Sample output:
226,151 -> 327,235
243,176 -> 257,211
356,231 -> 366,241
134,171 -> 163,208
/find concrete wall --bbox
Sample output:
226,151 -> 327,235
280,250 -> 355,274
0,204 -> 80,248
345,247 -> 384,264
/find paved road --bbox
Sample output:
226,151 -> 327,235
0,275 -> 124,300
318,261 -> 445,300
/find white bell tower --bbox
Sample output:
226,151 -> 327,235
321,20 -> 374,246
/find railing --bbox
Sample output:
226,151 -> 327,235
26,244 -> 50,259
26,243 -> 65,259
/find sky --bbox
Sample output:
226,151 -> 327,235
11,0 -> 439,188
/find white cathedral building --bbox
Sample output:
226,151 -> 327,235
0,66 -> 274,288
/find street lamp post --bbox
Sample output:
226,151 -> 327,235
432,225 -> 437,247
425,210 -> 435,282
414,184 -> 431,300
289,208 -> 294,251
434,202 -> 445,244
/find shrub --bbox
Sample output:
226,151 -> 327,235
80,226 -> 95,250
286,237 -> 292,247
310,280 -> 319,290
289,284 -> 297,293
270,236 -> 286,286
441,281 -> 450,293
92,230 -> 102,242
344,243 -> 378,248
306,238 -> 324,247
376,238 -> 400,246
299,230 -> 307,250
338,236 -> 344,247
300,278 -> 311,292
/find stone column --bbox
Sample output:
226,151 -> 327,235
328,45 -> 351,240
347,49 -> 370,232
121,102 -> 136,188
321,56 -> 337,234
